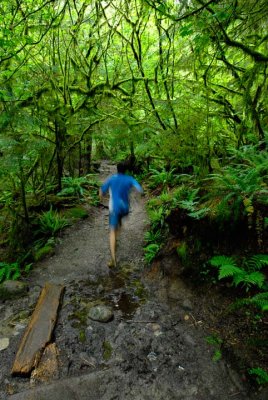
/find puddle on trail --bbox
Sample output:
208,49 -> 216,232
83,263 -> 147,320
115,292 -> 140,319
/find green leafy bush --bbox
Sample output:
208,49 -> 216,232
144,229 -> 162,245
57,176 -> 89,198
249,367 -> 268,385
57,175 -> 100,202
204,153 -> 268,223
0,261 -> 32,283
38,207 -> 69,237
144,243 -> 161,264
234,292 -> 268,313
170,186 -> 209,220
65,207 -> 89,220
148,167 -> 178,190
34,244 -> 55,261
147,206 -> 166,229
0,261 -> 21,283
247,292 -> 268,312
205,334 -> 223,362
209,254 -> 268,291
176,242 -> 188,262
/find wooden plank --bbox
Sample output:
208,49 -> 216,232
11,282 -> 65,376
30,343 -> 59,384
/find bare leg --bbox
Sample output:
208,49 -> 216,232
109,228 -> 117,266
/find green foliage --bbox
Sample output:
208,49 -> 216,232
249,367 -> 268,385
58,176 -> 92,198
65,207 -> 89,220
172,186 -> 210,220
0,0 -> 267,271
235,292 -> 268,313
249,292 -> 268,312
144,243 -> 161,264
0,261 -> 32,283
144,229 -> 162,245
102,340 -> 113,361
34,244 -> 55,262
0,261 -> 21,283
209,255 -> 267,291
56,175 -> 100,206
176,242 -> 188,262
88,186 -> 100,206
144,222 -> 163,264
145,192 -> 169,264
205,334 -> 223,362
148,167 -> 178,190
37,207 -> 69,237
147,206 -> 166,229
244,255 -> 268,271
204,154 -> 268,223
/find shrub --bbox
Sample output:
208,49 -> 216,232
209,254 -> 268,291
38,207 -> 69,237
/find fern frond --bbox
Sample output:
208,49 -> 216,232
188,207 -> 210,220
178,199 -> 197,211
209,256 -> 236,268
249,367 -> 268,385
243,272 -> 265,289
246,255 -> 268,271
232,272 -> 246,286
219,265 -> 244,280
231,292 -> 268,312
249,292 -> 268,311
250,292 -> 268,301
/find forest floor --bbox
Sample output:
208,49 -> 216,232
0,161 -> 267,400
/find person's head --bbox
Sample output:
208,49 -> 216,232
117,162 -> 127,174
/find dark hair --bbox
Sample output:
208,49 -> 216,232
117,162 -> 127,174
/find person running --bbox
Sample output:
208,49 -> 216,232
99,162 -> 143,267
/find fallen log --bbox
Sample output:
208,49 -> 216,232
11,282 -> 65,376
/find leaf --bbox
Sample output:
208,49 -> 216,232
219,265 -> 244,280
249,367 -> 268,385
12,270 -> 21,280
249,292 -> 268,312
212,349 -> 222,362
243,272 -> 265,289
188,207 -> 210,220
179,24 -> 194,37
209,255 -> 236,268
250,255 -> 268,270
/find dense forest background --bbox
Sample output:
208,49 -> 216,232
0,0 -> 268,387
0,0 -> 267,249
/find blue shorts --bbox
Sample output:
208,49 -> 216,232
109,209 -> 129,229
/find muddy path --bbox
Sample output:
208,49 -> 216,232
0,162 -> 266,399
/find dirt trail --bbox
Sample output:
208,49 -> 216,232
0,161 -> 266,399
29,161 -> 146,286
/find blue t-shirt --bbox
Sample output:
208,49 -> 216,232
101,173 -> 143,214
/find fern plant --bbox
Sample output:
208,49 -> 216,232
38,207 -> 69,237
147,206 -> 167,230
144,243 -> 161,264
249,367 -> 268,385
170,187 -> 209,220
0,261 -> 21,283
205,161 -> 268,223
234,292 -> 268,313
144,229 -> 162,245
58,176 -> 89,198
209,255 -> 268,291
148,167 -> 178,190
